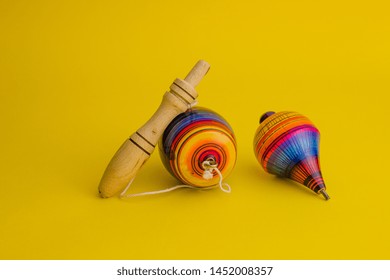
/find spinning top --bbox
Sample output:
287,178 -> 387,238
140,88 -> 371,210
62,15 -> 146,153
253,111 -> 329,200
98,60 -> 210,198
159,107 -> 237,188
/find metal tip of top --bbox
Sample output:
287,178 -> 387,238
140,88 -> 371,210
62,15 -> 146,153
319,189 -> 330,200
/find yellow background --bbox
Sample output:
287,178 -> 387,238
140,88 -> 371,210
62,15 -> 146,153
1,0 -> 389,259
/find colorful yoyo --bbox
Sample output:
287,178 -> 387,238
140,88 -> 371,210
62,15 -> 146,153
159,107 -> 237,188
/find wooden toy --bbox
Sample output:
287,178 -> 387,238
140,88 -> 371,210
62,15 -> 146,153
98,60 -> 210,198
159,107 -> 237,188
253,111 -> 330,200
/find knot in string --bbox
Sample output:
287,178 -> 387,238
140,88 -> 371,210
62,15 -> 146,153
202,158 -> 217,180
201,158 -> 231,193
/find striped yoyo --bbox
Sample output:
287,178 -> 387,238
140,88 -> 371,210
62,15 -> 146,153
159,107 -> 237,190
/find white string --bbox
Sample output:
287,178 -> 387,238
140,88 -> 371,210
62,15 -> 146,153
201,158 -> 231,193
120,158 -> 231,199
120,177 -> 135,197
188,100 -> 198,109
214,167 -> 231,193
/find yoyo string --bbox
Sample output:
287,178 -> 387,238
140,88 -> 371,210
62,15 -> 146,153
201,158 -> 231,193
119,158 -> 231,199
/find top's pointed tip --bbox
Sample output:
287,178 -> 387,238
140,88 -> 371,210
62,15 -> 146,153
319,189 -> 330,200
